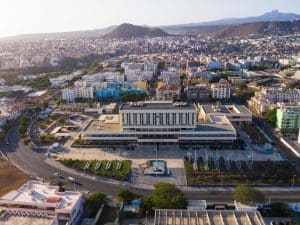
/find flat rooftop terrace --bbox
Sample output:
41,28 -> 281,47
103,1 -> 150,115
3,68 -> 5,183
154,209 -> 265,225
201,104 -> 252,115
86,115 -> 122,132
120,101 -> 195,111
195,123 -> 235,133
0,180 -> 81,211
0,214 -> 55,225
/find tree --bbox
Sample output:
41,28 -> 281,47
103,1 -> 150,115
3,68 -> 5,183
235,83 -> 247,90
117,188 -> 137,204
158,61 -> 165,70
85,192 -> 106,217
141,195 -> 154,214
151,182 -> 187,209
233,185 -> 265,205
270,202 -> 293,217
265,108 -> 277,125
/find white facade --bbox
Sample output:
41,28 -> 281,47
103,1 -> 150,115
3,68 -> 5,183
199,104 -> 252,123
0,180 -> 83,225
82,101 -> 237,143
62,87 -> 94,102
159,71 -> 180,86
62,89 -> 76,102
211,79 -> 231,99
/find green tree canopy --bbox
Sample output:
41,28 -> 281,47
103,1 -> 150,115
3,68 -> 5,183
85,192 -> 106,217
117,188 -> 138,204
233,185 -> 265,205
151,182 -> 187,209
265,108 -> 277,125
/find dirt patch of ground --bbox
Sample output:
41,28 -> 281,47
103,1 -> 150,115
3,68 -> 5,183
0,157 -> 29,196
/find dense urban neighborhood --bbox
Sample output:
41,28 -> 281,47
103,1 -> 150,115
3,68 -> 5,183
0,7 -> 300,225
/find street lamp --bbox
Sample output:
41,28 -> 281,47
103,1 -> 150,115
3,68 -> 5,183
292,175 -> 296,188
145,210 -> 148,225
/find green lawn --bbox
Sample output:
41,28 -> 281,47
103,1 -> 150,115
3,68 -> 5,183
59,159 -> 132,180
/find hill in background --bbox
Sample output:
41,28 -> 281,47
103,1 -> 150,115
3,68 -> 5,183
102,23 -> 169,39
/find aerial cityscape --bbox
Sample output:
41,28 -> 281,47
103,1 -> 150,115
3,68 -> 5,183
0,1 -> 300,225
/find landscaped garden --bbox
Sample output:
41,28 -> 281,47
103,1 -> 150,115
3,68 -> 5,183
184,157 -> 300,185
59,159 -> 132,180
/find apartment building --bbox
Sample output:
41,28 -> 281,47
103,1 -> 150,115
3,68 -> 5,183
276,103 -> 300,131
248,87 -> 300,116
211,79 -> 231,99
185,84 -> 210,102
62,87 -> 93,102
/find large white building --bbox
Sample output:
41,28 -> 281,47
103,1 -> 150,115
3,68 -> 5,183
199,104 -> 252,124
82,101 -> 237,144
211,79 -> 231,99
248,87 -> 300,116
121,62 -> 157,82
0,180 -> 83,225
62,87 -> 94,102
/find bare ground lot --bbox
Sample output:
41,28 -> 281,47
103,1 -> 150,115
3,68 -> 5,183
0,157 -> 29,196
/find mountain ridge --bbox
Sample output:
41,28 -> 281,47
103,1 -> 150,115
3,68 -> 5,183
102,23 -> 169,39
0,10 -> 299,41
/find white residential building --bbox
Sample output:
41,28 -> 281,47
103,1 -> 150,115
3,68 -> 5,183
62,89 -> 76,102
211,79 -> 231,99
62,87 -> 94,102
159,71 -> 180,86
248,87 -> 300,116
0,180 -> 83,225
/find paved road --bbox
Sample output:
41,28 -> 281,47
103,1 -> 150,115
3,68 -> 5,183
1,122 -> 300,204
253,117 -> 300,170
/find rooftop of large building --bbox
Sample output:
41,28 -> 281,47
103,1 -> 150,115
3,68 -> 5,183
120,101 -> 195,111
195,122 -> 235,133
0,180 -> 81,211
200,104 -> 252,115
154,209 -> 265,225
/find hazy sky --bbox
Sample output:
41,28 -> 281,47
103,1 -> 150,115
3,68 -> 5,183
1,0 -> 300,37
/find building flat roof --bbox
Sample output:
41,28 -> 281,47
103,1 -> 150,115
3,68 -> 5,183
0,180 -> 81,211
195,123 -> 235,132
86,115 -> 122,132
200,104 -> 252,115
154,209 -> 265,225
0,214 -> 55,225
120,101 -> 195,111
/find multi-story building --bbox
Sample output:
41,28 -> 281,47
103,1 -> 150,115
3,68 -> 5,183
156,85 -> 180,100
185,84 -> 210,102
211,79 -> 231,99
207,60 -> 222,70
248,88 -> 300,116
62,88 -> 76,102
81,101 -> 237,144
62,87 -> 94,102
0,180 -> 83,225
199,104 -> 252,124
0,98 -> 25,127
276,103 -> 300,131
261,88 -> 300,103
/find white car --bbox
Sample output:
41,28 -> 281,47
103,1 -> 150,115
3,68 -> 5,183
67,177 -> 75,182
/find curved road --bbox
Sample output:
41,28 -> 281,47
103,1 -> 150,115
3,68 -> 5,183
1,122 -> 300,203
